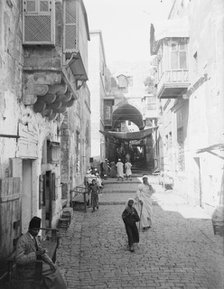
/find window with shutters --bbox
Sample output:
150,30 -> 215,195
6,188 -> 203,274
64,0 -> 78,53
147,95 -> 156,110
104,105 -> 111,120
170,42 -> 187,69
23,0 -> 55,45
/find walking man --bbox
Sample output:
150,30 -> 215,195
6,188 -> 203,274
135,175 -> 155,231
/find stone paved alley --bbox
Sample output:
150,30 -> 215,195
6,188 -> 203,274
56,176 -> 224,289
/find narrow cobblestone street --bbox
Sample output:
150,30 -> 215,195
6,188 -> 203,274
56,176 -> 224,289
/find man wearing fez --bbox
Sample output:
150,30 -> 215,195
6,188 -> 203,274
15,216 -> 67,289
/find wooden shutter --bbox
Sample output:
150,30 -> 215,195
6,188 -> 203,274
50,172 -> 56,201
23,0 -> 55,45
64,0 -> 78,52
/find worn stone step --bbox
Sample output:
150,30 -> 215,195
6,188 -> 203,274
102,190 -> 136,194
99,201 -> 126,205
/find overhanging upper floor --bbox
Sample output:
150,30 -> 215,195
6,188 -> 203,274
150,18 -> 190,99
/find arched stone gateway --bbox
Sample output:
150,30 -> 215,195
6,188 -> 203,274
112,103 -> 144,130
102,102 -> 157,171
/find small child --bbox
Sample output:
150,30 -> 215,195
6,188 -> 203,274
90,179 -> 99,212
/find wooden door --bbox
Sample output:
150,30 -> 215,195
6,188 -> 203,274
22,160 -> 33,233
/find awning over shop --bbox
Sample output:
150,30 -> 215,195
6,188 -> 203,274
99,127 -> 157,141
150,17 -> 189,54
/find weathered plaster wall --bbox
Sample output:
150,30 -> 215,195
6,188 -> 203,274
186,0 -> 224,210
0,1 -> 63,232
88,32 -> 102,160
168,0 -> 224,211
0,0 -> 23,177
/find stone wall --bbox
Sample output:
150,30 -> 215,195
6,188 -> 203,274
164,0 -> 224,213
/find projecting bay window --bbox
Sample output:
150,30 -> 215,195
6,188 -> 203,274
156,39 -> 190,99
150,18 -> 190,98
63,0 -> 89,89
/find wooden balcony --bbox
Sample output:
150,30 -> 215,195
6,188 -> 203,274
157,69 -> 190,99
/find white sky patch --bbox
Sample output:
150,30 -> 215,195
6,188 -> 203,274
84,0 -> 173,66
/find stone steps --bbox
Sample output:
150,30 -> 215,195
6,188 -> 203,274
102,190 -> 136,194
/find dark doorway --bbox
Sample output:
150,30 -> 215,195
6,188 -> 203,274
42,171 -> 55,228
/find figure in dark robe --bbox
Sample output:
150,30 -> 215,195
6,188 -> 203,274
109,161 -> 117,178
122,198 -> 140,252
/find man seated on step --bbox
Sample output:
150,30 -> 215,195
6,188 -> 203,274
15,216 -> 67,289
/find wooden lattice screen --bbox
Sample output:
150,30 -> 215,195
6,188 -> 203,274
23,0 -> 55,45
64,0 -> 78,52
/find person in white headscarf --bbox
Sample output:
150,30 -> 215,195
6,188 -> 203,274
135,175 -> 155,231
122,198 -> 140,252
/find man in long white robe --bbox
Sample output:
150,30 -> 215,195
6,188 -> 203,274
116,159 -> 124,181
125,161 -> 132,180
135,175 -> 155,231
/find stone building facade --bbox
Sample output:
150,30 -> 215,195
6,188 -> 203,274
0,0 -> 90,260
88,31 -> 111,164
100,66 -> 158,169
151,0 -> 224,214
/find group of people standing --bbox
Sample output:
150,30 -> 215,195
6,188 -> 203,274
116,158 -> 132,181
122,175 -> 155,252
85,156 -> 133,214
100,158 -> 133,181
